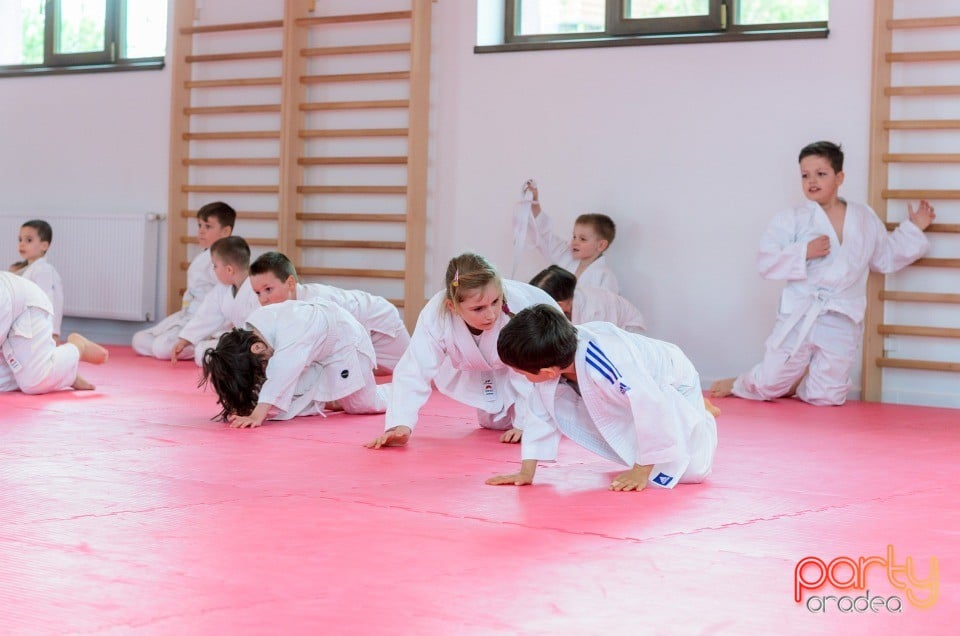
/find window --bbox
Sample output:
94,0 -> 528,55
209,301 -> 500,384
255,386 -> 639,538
0,0 -> 168,76
487,0 -> 828,52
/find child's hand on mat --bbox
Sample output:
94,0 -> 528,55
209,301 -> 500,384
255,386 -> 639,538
228,414 -> 264,429
365,425 -> 412,449
499,427 -> 523,444
170,339 -> 189,365
486,472 -> 533,487
609,464 -> 653,492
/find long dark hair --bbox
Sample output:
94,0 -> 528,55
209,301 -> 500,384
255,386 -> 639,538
199,329 -> 269,421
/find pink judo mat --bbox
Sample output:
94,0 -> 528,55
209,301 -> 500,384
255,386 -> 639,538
0,347 -> 956,634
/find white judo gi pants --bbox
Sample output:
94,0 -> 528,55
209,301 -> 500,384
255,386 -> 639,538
0,307 -> 79,394
131,311 -> 194,360
275,354 -> 389,420
733,310 -> 861,406
370,329 -> 411,374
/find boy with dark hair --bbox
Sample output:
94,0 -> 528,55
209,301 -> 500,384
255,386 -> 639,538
132,201 -> 235,360
530,265 -> 645,333
488,304 -> 717,492
710,141 -> 935,405
516,180 -> 620,292
11,219 -> 63,340
174,235 -> 260,367
249,251 -> 410,374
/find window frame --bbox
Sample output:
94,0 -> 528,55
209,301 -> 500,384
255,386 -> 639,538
492,0 -> 828,53
0,0 -> 166,78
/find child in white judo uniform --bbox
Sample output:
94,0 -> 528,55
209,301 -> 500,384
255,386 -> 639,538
487,304 -> 717,491
710,141 -> 935,406
365,252 -> 559,449
514,179 -> 620,292
200,299 -> 387,427
10,220 -> 64,340
530,265 -> 645,333
132,201 -> 235,360
248,251 -> 410,375
173,236 -> 260,367
1,272 -> 108,393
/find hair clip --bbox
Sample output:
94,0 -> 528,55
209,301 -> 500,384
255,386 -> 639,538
451,269 -> 460,288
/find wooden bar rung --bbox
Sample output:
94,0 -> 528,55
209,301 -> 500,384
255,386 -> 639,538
887,51 -> 960,63
296,11 -> 412,27
184,104 -> 281,116
298,156 -> 407,165
883,153 -> 960,163
180,20 -> 284,35
297,185 -> 407,195
181,210 -> 278,220
185,77 -> 281,89
912,258 -> 960,268
885,222 -> 960,233
301,43 -> 411,57
885,85 -> 960,97
296,267 -> 406,279
301,71 -> 410,84
186,50 -> 282,63
888,17 -> 960,30
182,236 -> 277,247
884,119 -> 960,130
296,212 -> 406,222
300,100 -> 409,111
876,358 -> 960,373
300,128 -> 408,138
880,291 -> 960,304
882,189 -> 960,200
183,131 -> 280,141
181,185 -> 279,193
182,158 -> 280,166
878,324 -> 960,338
297,239 -> 406,250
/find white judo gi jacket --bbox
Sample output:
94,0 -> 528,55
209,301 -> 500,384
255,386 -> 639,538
296,283 -> 406,339
179,277 -> 260,346
1,272 -> 78,394
513,201 -> 620,293
246,300 -> 377,420
18,257 -> 64,336
572,286 -> 645,333
757,199 -> 929,351
518,323 -> 717,488
384,279 -> 559,431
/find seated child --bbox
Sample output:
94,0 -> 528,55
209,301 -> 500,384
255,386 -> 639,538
174,236 -> 260,367
487,304 -> 717,491
365,252 -> 560,449
1,272 -> 108,393
200,299 -> 388,427
710,141 -> 935,406
248,251 -> 410,375
530,265 -> 645,333
516,179 -> 620,292
10,220 -> 63,340
132,201 -> 235,360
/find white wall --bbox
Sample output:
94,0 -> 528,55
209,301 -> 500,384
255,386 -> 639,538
1,0 -> 956,407
433,1 -> 876,391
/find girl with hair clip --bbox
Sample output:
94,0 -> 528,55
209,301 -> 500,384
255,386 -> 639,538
366,252 -> 559,449
201,299 -> 387,428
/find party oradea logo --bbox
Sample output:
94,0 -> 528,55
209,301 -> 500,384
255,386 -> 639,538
794,545 -> 938,613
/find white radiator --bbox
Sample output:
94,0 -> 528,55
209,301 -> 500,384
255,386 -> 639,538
0,213 -> 161,321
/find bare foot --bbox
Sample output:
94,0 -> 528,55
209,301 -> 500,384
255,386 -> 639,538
709,377 -> 735,398
325,400 -> 344,412
72,374 -> 95,390
703,397 -> 721,418
67,333 -> 109,364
